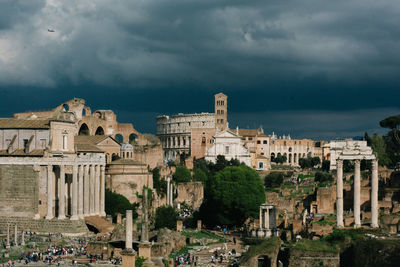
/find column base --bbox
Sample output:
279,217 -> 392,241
78,214 -> 85,219
354,224 -> 361,229
371,223 -> 379,228
34,214 -> 40,220
100,211 -> 106,217
45,215 -> 54,220
58,215 -> 66,220
70,215 -> 79,220
336,223 -> 344,228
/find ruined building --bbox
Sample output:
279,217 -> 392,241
0,98 -> 158,233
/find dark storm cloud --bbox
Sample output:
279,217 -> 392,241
0,0 -> 399,138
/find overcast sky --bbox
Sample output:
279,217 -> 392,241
0,0 -> 399,139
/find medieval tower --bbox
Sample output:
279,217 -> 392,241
214,93 -> 228,131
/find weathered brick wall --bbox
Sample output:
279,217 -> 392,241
0,165 -> 39,217
0,217 -> 88,235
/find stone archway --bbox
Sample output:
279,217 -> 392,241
78,123 -> 90,135
115,134 -> 123,143
95,126 -> 105,135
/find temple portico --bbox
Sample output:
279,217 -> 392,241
252,203 -> 277,238
0,154 -> 106,220
331,140 -> 379,228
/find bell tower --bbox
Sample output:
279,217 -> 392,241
214,93 -> 228,131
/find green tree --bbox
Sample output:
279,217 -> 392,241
322,160 -> 330,172
274,154 -> 287,164
105,189 -> 138,219
311,157 -> 321,167
155,206 -> 178,230
264,172 -> 284,188
152,168 -> 167,196
370,134 -> 392,166
199,165 -> 266,227
173,165 -> 191,183
380,115 -> 400,145
314,172 -> 333,183
299,157 -> 320,169
299,158 -> 311,169
193,168 -> 207,183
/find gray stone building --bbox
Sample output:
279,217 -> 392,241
0,114 -> 106,233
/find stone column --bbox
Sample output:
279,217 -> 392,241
90,165 -> 95,215
141,188 -> 149,242
121,209 -> 136,267
336,159 -> 344,227
100,165 -> 106,216
59,165 -> 66,219
95,165 -> 100,215
84,165 -> 90,216
46,164 -> 54,219
78,165 -> 84,219
126,210 -> 133,249
167,177 -> 171,206
14,224 -> 18,246
170,183 -> 174,206
371,159 -> 379,228
354,159 -> 361,228
6,224 -> 10,249
265,208 -> 270,230
21,230 -> 25,246
71,164 -> 79,220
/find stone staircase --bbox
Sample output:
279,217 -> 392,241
0,216 -> 89,235
85,215 -> 114,233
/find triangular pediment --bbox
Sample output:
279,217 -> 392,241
214,130 -> 240,138
97,136 -> 121,147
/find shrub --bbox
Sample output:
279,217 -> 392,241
173,166 -> 191,183
264,172 -> 284,188
155,206 -> 178,230
315,172 -> 333,183
105,189 -> 138,219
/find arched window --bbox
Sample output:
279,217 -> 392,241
263,140 -> 267,144
95,126 -> 104,135
115,134 -> 123,143
129,133 -> 138,143
78,123 -> 89,135
63,104 -> 69,111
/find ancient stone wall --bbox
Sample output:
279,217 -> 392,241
0,165 -> 39,217
175,182 -> 204,209
0,216 -> 88,235
288,250 -> 340,267
316,186 -> 336,214
106,163 -> 153,204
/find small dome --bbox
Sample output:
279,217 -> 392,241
121,143 -> 134,151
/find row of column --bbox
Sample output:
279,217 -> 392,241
163,135 -> 190,149
336,159 -> 378,228
46,164 -> 106,220
5,224 -> 24,248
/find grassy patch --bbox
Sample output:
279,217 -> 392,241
290,239 -> 338,253
266,188 -> 280,193
313,220 -> 335,226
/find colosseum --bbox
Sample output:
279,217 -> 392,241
156,93 -> 228,163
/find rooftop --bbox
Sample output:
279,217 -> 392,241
0,118 -> 51,129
